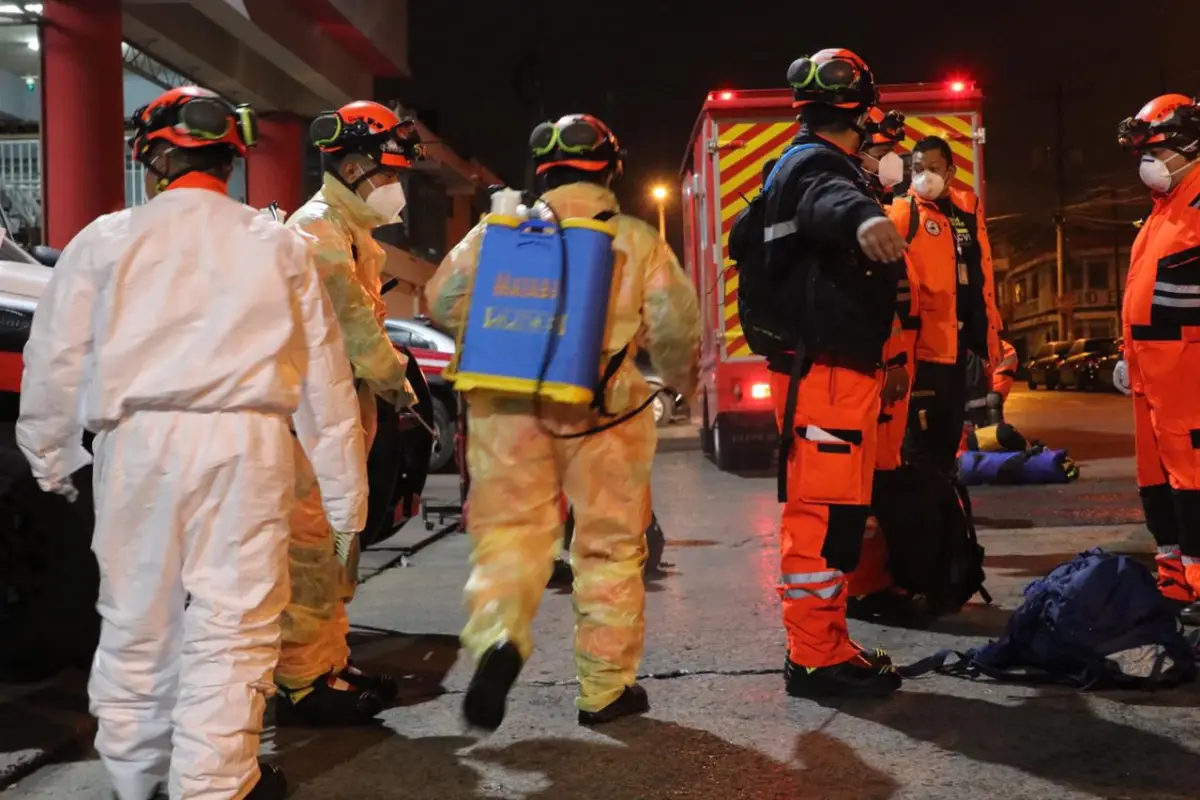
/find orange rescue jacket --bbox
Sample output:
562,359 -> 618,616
1122,165 -> 1200,391
887,188 -> 1002,366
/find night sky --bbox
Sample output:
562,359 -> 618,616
403,2 -> 1200,262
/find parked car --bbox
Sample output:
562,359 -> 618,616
1093,337 -> 1125,393
634,351 -> 690,427
384,316 -> 458,472
1026,340 -> 1073,389
1058,337 -> 1121,391
0,253 -> 433,679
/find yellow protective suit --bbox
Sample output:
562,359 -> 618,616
426,182 -> 700,712
16,175 -> 367,800
277,173 -> 411,690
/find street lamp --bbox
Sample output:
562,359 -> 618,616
651,185 -> 668,239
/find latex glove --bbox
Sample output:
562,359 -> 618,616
880,364 -> 910,405
1113,359 -> 1131,395
39,477 -> 78,504
334,529 -> 361,584
857,216 -> 908,263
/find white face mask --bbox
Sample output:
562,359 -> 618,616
1138,154 -> 1191,194
877,152 -> 904,189
365,180 -> 407,223
912,170 -> 945,200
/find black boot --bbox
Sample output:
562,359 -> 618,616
785,652 -> 901,700
339,662 -> 399,704
1181,601 -> 1200,627
578,684 -> 650,726
276,672 -> 384,726
463,641 -> 523,732
847,590 -> 930,626
246,762 -> 288,800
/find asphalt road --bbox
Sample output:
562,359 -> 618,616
10,387 -> 1200,800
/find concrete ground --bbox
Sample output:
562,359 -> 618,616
7,387 -> 1200,799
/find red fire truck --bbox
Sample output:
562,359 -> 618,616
679,81 -> 987,471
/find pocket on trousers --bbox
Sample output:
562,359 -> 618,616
793,427 -> 865,505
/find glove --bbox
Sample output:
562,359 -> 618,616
880,364 -> 910,405
334,529 -> 361,585
1112,359 -> 1131,395
40,477 -> 78,503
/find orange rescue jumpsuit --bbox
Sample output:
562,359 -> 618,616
1124,165 -> 1200,604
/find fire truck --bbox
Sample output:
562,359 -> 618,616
679,81 -> 986,471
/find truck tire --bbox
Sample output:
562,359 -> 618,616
428,396 -> 456,473
712,418 -> 737,471
699,396 -> 714,455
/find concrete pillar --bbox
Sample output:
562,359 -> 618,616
41,0 -> 125,248
246,113 -> 306,215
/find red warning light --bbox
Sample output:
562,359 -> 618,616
950,81 -> 966,93
719,90 -> 735,101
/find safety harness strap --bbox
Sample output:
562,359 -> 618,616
777,339 -> 811,503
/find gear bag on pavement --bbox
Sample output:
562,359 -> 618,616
728,143 -> 818,359
871,464 -> 991,616
900,549 -> 1196,689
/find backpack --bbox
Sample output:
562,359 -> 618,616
957,446 -> 1078,486
728,143 -> 818,359
901,549 -> 1196,690
872,464 -> 991,616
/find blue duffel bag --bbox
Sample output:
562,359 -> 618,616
957,445 -> 1078,486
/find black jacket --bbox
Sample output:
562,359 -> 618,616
761,134 -> 903,373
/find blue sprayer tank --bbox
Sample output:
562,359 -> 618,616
452,210 -> 618,405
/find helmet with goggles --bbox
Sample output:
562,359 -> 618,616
863,107 -> 906,148
128,85 -> 256,164
310,101 -> 426,170
788,49 -> 878,114
529,114 -> 625,177
1118,94 -> 1200,156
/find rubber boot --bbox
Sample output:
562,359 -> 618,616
339,662 -> 399,704
276,672 -> 384,727
577,684 -> 650,726
463,641 -> 523,732
246,762 -> 288,800
785,651 -> 901,700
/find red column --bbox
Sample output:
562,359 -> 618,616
246,113 -> 305,215
41,0 -> 125,249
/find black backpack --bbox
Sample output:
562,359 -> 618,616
728,143 -> 819,359
872,464 -> 991,616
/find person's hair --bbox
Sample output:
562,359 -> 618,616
148,141 -> 235,178
762,159 -> 778,183
914,136 -> 954,168
799,103 -> 860,133
536,165 -> 612,193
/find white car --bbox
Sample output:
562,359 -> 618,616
383,316 -> 459,472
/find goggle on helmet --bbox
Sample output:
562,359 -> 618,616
864,108 -> 906,148
529,114 -> 625,177
128,85 -> 257,163
310,101 -> 426,170
788,48 -> 879,112
1118,94 -> 1200,156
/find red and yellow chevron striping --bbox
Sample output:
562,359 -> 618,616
715,113 -> 978,360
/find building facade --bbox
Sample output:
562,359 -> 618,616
0,0 -> 497,318
998,244 -> 1130,360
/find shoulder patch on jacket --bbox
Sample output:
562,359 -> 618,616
924,218 -> 943,236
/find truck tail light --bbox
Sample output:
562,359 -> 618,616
750,382 -> 770,399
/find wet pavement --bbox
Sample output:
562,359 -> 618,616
9,388 -> 1200,799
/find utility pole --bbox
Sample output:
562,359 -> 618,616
1054,82 -> 1068,340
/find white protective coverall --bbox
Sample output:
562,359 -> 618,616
16,178 -> 368,800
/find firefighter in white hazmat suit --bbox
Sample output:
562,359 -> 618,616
16,86 -> 368,800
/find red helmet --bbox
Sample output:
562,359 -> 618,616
1118,94 -> 1200,155
787,49 -> 878,112
128,85 -> 256,162
310,101 -> 425,169
863,107 -> 906,147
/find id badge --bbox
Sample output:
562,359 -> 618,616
958,261 -> 969,285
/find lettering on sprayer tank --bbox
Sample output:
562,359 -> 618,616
482,306 -> 568,335
493,273 -> 559,300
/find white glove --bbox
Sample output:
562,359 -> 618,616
1112,359 -> 1131,396
40,477 -> 78,503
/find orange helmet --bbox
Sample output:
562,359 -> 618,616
1118,94 -> 1200,155
128,85 -> 256,162
863,107 -> 906,147
787,49 -> 878,112
310,100 -> 425,169
529,114 -> 625,177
